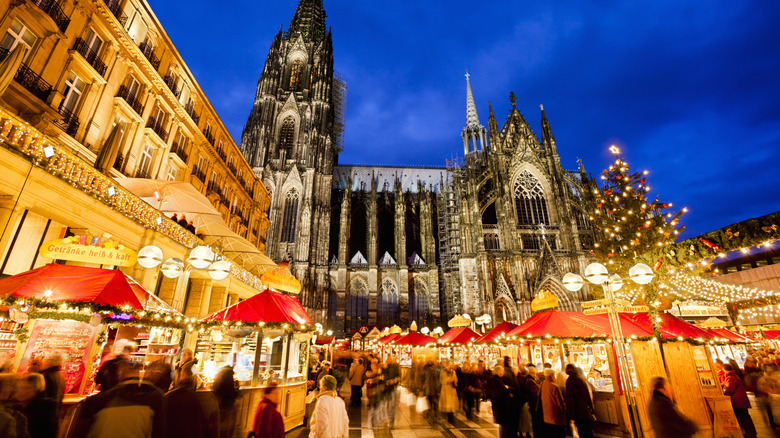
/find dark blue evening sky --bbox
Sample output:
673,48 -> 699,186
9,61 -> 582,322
148,0 -> 780,239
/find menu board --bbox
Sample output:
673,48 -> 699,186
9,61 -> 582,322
17,320 -> 97,393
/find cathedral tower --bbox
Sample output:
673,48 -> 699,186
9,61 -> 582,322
239,0 -> 340,319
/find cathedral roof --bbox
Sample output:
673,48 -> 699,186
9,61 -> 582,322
334,165 -> 451,193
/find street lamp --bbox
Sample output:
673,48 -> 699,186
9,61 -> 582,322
564,262 -> 654,438
138,245 -> 231,281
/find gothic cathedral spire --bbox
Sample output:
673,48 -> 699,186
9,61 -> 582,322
239,0 -> 339,318
461,71 -> 488,156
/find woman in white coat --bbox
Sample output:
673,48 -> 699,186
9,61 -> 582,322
309,375 -> 349,438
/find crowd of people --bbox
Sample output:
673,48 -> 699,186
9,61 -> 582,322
170,213 -> 197,235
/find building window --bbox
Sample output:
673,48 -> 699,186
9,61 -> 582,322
521,234 -> 540,250
514,170 -> 550,226
409,287 -> 429,326
279,117 -> 295,151
83,28 -> 104,57
137,144 -> 154,178
378,279 -> 398,325
167,164 -> 178,181
574,208 -> 590,230
346,280 -> 368,333
289,62 -> 302,91
60,72 -> 86,115
125,76 -> 141,100
280,189 -> 299,242
1,18 -> 38,60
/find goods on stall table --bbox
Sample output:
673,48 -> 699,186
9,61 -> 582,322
0,320 -> 20,370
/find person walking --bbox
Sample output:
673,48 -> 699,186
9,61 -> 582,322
564,364 -> 595,438
39,353 -> 64,408
486,365 -> 511,438
384,355 -> 401,427
526,366 -> 544,438
309,375 -> 349,438
349,358 -> 365,408
439,363 -> 459,425
164,362 -> 208,438
251,383 -> 284,438
317,361 -> 333,390
14,373 -> 58,438
540,368 -> 566,438
723,363 -> 758,438
647,376 -> 698,438
213,366 -> 241,438
420,361 -> 438,425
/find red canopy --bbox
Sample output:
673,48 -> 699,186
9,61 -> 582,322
203,289 -> 312,324
476,321 -> 519,343
438,327 -> 481,345
394,331 -> 436,346
315,335 -> 334,345
620,312 -> 714,340
378,333 -> 403,345
506,310 -> 651,339
762,330 -> 780,340
707,328 -> 752,343
0,264 -> 145,309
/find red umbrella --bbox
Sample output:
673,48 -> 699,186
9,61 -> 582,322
202,289 -> 312,324
438,327 -> 481,345
475,321 -> 519,343
0,264 -> 145,309
394,331 -> 436,346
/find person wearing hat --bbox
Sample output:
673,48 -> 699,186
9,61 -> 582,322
309,375 -> 349,438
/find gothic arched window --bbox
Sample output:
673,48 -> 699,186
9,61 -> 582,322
280,189 -> 299,242
279,117 -> 295,152
378,279 -> 398,325
289,61 -> 302,91
409,283 -> 429,326
514,170 -> 550,226
346,279 -> 368,332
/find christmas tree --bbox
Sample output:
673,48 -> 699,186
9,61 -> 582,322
590,145 -> 686,304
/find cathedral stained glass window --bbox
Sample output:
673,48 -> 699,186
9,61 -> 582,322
281,189 -> 299,242
289,62 -> 302,91
378,279 -> 398,325
279,117 -> 295,152
514,170 -> 550,226
346,279 -> 368,332
409,286 -> 429,326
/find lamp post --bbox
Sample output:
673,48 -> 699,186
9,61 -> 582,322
563,262 -> 654,438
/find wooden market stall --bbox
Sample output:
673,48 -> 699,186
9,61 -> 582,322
437,327 -> 481,363
474,321 -> 519,365
198,288 -> 315,433
505,309 -> 739,438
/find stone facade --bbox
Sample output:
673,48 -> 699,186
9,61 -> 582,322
241,1 -> 600,334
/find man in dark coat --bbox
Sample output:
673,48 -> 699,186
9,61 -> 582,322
723,363 -> 757,438
251,383 -> 284,438
487,366 -> 511,438
564,364 -> 595,438
164,363 -> 209,438
647,376 -> 698,438
526,365 -> 545,438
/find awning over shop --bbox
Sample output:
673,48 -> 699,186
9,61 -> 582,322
0,264 -> 147,309
475,321 -> 519,343
202,289 -> 312,325
505,310 -> 651,339
314,335 -> 334,345
762,330 -> 780,340
621,312 -> 714,340
706,328 -> 753,343
394,331 -> 436,346
378,333 -> 404,345
438,327 -> 481,345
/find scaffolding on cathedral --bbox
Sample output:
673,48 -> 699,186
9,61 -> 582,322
437,158 -> 465,322
332,72 -> 347,152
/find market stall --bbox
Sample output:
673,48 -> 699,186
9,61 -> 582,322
475,321 -> 520,365
437,327 -> 480,363
198,288 -> 314,432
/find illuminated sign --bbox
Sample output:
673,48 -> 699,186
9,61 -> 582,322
39,235 -> 137,267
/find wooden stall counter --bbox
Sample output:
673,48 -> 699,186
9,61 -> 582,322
230,381 -> 307,434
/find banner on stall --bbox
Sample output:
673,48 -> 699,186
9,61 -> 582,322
39,235 -> 137,267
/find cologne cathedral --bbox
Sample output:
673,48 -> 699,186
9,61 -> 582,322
239,0 -> 599,335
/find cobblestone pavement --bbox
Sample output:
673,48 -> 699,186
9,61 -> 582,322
285,392 -> 780,438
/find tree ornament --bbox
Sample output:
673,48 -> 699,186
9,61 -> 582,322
697,237 -> 720,252
725,228 -> 739,240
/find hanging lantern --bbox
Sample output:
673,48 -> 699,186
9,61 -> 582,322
161,258 -> 184,278
137,245 -> 163,268
208,260 -> 231,281
187,246 -> 214,269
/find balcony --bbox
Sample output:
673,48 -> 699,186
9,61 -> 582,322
116,85 -> 143,116
226,162 -> 236,174
203,129 -> 214,146
0,49 -> 53,103
103,0 -> 128,26
185,100 -> 200,125
163,73 -> 181,98
31,0 -> 70,32
215,145 -> 226,161
136,168 -> 150,179
206,180 -> 222,196
113,154 -> 124,171
145,117 -> 169,142
138,40 -> 161,71
192,165 -> 206,183
170,142 -> 188,163
72,38 -> 107,77
54,105 -> 79,137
